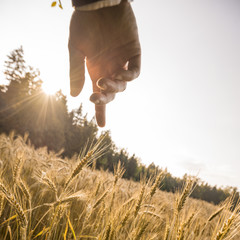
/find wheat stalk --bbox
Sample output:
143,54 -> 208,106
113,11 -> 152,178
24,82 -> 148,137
95,202 -> 106,231
141,211 -> 161,219
47,205 -> 65,240
163,224 -> 170,240
42,175 -> 58,199
176,177 -> 196,214
177,213 -> 195,240
113,161 -> 125,188
54,191 -> 86,206
120,209 -> 132,227
12,156 -> 22,183
94,181 -> 102,196
65,136 -> 108,189
0,182 -> 27,239
134,185 -> 145,217
149,171 -> 164,198
109,191 -> 115,212
18,179 -> 31,202
208,206 -> 225,222
65,150 -> 93,189
215,214 -> 236,240
0,194 -> 4,217
134,221 -> 149,240
93,189 -> 109,209
103,222 -> 112,240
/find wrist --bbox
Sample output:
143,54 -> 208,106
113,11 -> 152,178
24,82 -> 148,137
72,0 -> 101,8
72,0 -> 132,11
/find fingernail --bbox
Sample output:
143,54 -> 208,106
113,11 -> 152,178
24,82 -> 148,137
90,95 -> 98,104
90,97 -> 100,104
70,88 -> 80,97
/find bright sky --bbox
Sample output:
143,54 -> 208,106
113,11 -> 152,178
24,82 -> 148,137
1,0 -> 240,190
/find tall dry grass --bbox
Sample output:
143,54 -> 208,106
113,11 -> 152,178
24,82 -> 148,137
0,132 -> 239,240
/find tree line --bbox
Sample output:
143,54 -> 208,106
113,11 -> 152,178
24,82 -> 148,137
0,47 -> 239,206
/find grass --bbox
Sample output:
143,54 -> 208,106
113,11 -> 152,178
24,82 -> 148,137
0,132 -> 239,240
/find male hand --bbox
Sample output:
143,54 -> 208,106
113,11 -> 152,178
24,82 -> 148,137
69,0 -> 141,127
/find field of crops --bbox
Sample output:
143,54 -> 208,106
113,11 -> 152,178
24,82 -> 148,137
0,133 -> 239,240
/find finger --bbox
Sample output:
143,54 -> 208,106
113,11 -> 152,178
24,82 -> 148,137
69,42 -> 85,97
87,63 -> 108,128
91,91 -> 114,127
97,78 -> 127,93
112,54 -> 141,82
90,92 -> 116,105
95,105 -> 106,128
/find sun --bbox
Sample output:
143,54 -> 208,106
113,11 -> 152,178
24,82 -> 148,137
42,80 -> 59,95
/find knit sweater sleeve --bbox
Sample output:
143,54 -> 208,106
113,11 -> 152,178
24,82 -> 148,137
72,0 -> 132,11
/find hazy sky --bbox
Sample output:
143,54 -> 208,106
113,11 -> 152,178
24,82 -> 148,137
1,0 -> 240,190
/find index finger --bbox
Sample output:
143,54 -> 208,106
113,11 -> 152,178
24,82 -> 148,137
95,104 -> 106,127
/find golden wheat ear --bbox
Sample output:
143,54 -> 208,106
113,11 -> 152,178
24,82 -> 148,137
149,170 -> 165,198
175,177 -> 197,215
0,182 -> 28,239
64,135 -> 109,190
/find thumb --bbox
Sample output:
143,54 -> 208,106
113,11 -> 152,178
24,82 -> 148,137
69,42 -> 85,97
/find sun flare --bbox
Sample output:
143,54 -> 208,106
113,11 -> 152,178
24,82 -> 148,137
42,80 -> 59,95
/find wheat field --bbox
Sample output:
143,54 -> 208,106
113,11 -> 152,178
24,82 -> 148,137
0,133 -> 239,240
